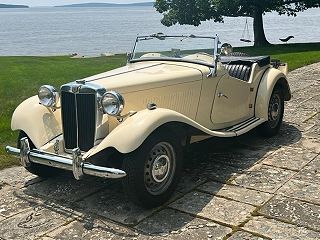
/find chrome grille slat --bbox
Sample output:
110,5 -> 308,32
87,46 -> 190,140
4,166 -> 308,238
76,94 -> 96,151
61,91 -> 96,152
61,92 -> 77,149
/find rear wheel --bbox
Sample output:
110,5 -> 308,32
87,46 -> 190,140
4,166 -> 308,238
122,131 -> 183,208
17,131 -> 62,178
258,86 -> 284,137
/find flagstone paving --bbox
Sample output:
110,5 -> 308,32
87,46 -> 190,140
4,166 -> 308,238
0,63 -> 319,239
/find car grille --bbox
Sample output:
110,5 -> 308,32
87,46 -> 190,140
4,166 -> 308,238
61,91 -> 96,152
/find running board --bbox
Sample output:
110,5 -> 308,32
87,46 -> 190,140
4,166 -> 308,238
207,117 -> 265,137
224,117 -> 260,132
190,117 -> 266,143
223,117 -> 266,136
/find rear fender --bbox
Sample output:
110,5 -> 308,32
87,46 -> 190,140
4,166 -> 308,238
255,68 -> 291,119
11,96 -> 62,148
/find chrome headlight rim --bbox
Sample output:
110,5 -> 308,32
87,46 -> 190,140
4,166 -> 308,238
38,85 -> 59,108
101,90 -> 125,116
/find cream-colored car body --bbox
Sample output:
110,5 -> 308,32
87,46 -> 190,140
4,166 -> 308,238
11,44 -> 291,161
11,96 -> 62,149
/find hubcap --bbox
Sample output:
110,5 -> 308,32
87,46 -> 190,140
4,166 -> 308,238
268,92 -> 282,128
270,102 -> 279,120
152,155 -> 170,183
144,142 -> 176,195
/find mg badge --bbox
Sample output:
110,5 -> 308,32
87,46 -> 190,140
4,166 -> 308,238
53,140 -> 60,154
72,85 -> 81,93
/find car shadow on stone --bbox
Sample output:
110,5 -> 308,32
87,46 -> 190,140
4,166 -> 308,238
16,122 -> 302,239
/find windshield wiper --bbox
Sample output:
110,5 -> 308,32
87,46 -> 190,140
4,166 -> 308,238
150,32 -> 166,40
137,33 -> 166,42
139,33 -> 201,42
137,37 -> 153,42
180,34 -> 197,41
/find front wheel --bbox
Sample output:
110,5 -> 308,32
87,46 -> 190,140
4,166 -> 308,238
258,86 -> 284,137
122,131 -> 183,208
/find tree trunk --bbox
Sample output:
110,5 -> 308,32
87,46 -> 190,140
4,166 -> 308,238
253,8 -> 271,46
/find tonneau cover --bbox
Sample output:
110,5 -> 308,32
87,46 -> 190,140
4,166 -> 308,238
220,56 -> 270,67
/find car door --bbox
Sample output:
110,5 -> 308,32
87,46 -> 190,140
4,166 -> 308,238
211,73 -> 252,126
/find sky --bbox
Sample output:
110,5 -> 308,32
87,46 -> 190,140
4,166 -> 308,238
3,0 -> 152,7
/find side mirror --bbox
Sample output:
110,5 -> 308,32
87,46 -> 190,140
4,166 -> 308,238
126,52 -> 133,62
220,43 -> 233,56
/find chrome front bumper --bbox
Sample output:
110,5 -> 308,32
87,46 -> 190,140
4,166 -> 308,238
5,137 -> 126,180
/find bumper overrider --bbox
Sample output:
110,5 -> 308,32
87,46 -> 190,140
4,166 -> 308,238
5,137 -> 126,180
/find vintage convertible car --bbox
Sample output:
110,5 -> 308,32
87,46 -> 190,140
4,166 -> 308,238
6,34 -> 291,207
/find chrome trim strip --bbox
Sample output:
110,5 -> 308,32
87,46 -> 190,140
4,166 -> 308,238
87,63 -> 163,83
130,58 -> 216,68
75,93 -> 79,150
225,117 -> 256,132
5,142 -> 126,180
234,118 -> 266,136
61,82 -> 106,94
233,118 -> 261,132
225,117 -> 260,132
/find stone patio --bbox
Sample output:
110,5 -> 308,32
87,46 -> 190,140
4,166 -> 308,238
0,63 -> 319,239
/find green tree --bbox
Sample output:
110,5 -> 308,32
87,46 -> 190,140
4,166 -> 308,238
155,0 -> 320,46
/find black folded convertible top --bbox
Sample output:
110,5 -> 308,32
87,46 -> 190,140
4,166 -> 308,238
220,56 -> 270,67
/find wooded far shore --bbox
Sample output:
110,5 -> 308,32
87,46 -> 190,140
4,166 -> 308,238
0,4 -> 29,8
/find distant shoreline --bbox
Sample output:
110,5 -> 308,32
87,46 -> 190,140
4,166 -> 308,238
0,4 -> 29,8
55,2 -> 154,8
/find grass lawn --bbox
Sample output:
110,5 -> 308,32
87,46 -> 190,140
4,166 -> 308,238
0,42 -> 319,170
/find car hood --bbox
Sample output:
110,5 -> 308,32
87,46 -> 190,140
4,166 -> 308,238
80,61 -> 205,93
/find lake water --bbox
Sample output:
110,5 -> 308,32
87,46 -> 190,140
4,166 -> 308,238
0,7 -> 319,56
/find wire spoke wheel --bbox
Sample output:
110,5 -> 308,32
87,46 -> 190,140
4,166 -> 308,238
144,142 -> 176,195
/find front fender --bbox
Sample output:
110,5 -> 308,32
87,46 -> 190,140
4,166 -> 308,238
84,108 -> 235,159
255,68 -> 291,119
11,96 -> 62,148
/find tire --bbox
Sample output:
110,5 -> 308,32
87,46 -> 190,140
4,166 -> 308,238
122,131 -> 183,208
258,86 -> 284,137
17,131 -> 63,178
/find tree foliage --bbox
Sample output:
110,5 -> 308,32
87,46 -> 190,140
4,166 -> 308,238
155,0 -> 320,26
155,0 -> 320,46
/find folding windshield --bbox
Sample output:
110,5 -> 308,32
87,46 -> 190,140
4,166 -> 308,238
130,33 -> 219,66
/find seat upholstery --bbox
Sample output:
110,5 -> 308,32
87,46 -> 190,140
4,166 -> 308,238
224,64 -> 251,82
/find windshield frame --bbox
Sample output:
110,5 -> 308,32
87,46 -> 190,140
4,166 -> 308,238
128,34 -> 220,67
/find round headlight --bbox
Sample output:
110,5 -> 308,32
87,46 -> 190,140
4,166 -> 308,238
101,91 -> 124,116
38,85 -> 59,107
